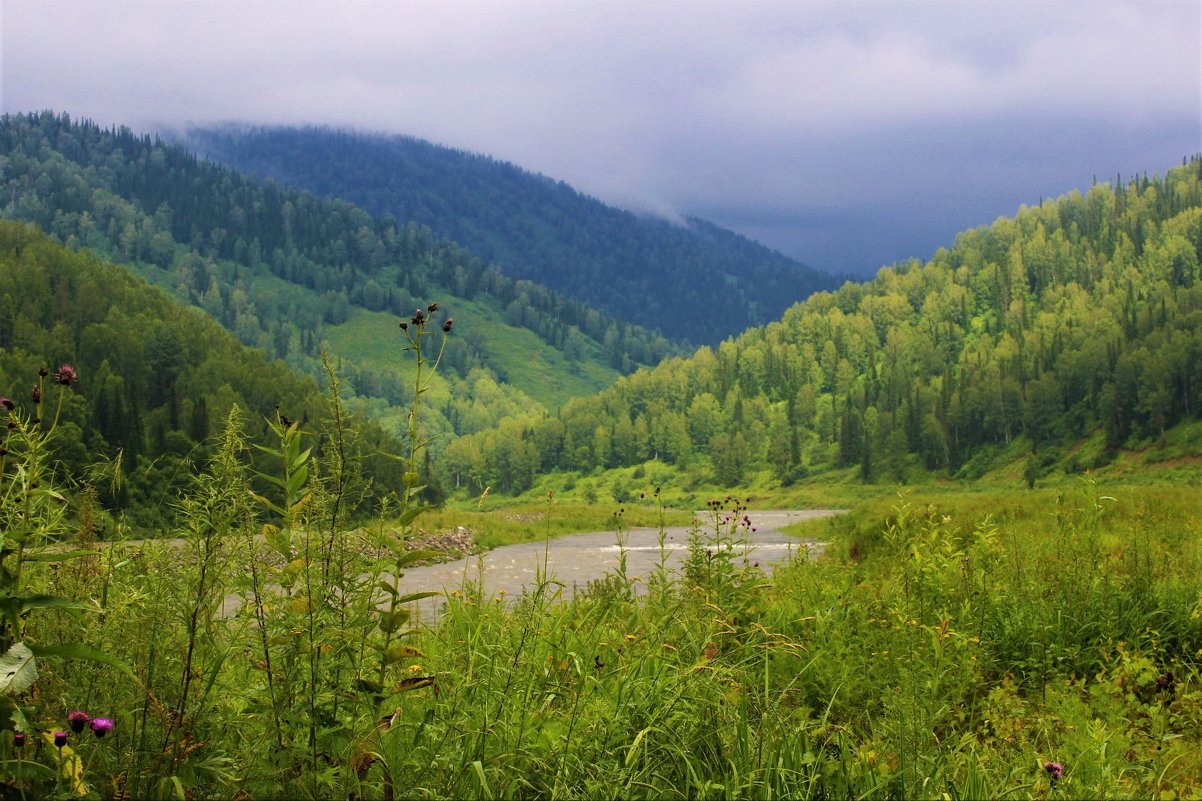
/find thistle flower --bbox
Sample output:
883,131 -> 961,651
31,385 -> 41,404
12,732 -> 25,748
0,396 -> 13,411
53,731 -> 68,747
399,321 -> 408,330
1043,761 -> 1063,784
67,709 -> 90,733
427,302 -> 438,313
38,367 -> 48,378
90,718 -> 114,738
412,308 -> 426,326
443,318 -> 453,333
54,364 -> 78,386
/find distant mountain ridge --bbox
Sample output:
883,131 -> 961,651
0,111 -> 679,445
183,124 -> 839,344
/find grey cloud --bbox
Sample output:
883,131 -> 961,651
1,0 -> 1198,275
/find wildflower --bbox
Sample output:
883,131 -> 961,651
407,664 -> 424,674
38,368 -> 48,378
67,710 -> 90,733
31,385 -> 41,403
0,396 -> 12,411
624,633 -> 637,642
443,318 -> 453,333
399,320 -> 408,330
53,731 -> 68,747
412,308 -> 425,326
427,303 -> 438,313
90,718 -> 114,738
12,732 -> 25,748
1043,761 -> 1063,784
54,364 -> 78,386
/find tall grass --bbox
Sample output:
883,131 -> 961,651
3,323 -> 1201,799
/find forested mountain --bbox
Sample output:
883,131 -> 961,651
0,221 -> 409,528
439,159 -> 1202,494
183,124 -> 839,345
0,112 -> 680,442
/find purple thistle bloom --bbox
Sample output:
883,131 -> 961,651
1043,761 -> 1063,783
12,732 -> 25,747
67,709 -> 90,733
90,718 -> 114,738
54,365 -> 78,387
53,731 -> 68,747
0,396 -> 13,411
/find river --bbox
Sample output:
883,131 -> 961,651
391,508 -> 842,621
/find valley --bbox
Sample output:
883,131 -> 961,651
0,109 -> 1199,799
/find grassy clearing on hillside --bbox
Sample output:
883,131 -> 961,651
326,302 -> 618,413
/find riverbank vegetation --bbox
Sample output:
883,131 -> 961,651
2,311 -> 1200,797
5,401 -> 1201,798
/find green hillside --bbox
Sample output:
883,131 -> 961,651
0,221 -> 409,529
440,159 -> 1202,497
184,124 -> 840,345
0,111 -> 681,443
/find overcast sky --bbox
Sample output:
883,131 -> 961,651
2,1 -> 1199,276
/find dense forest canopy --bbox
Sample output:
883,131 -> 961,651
0,221 -> 411,528
0,111 -> 681,443
184,124 -> 840,344
439,159 -> 1202,495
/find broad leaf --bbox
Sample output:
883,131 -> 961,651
397,504 -> 435,528
394,549 -> 444,568
0,643 -> 36,696
396,591 -> 440,605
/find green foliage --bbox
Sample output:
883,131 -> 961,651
0,111 -> 681,444
186,124 -> 838,345
445,159 -> 1202,496
3,302 -> 1200,797
0,222 -> 409,527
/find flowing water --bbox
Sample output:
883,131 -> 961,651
214,508 -> 843,622
390,508 -> 843,622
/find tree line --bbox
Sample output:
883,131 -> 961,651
439,159 -> 1202,494
185,124 -> 839,345
0,221 -> 410,529
0,111 -> 679,429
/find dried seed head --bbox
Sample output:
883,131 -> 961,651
443,318 -> 453,333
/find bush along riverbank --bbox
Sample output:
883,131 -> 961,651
4,311 -> 1201,798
